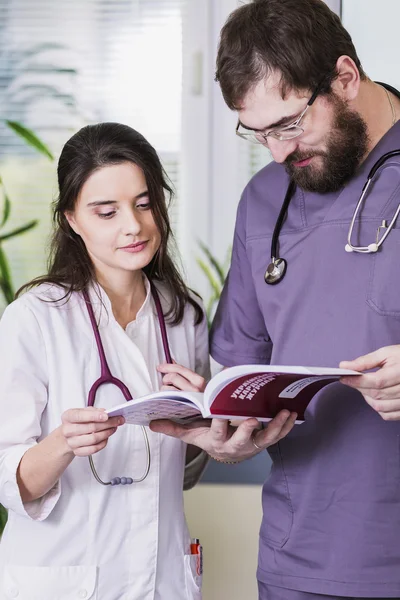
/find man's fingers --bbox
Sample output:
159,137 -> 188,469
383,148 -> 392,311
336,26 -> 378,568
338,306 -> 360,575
363,393 -> 400,413
227,418 -> 261,449
339,346 -> 395,372
150,419 -> 190,439
377,410 -> 400,421
275,411 -> 297,441
252,411 -> 293,448
150,418 -> 220,448
209,418 -> 230,442
364,393 -> 400,421
341,365 -> 400,392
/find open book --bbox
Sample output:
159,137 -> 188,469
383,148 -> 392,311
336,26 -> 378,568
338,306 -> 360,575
106,365 -> 359,426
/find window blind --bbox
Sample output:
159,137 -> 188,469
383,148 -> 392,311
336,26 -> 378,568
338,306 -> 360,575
0,0 -> 184,304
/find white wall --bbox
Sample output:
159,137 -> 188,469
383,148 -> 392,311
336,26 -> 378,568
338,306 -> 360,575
342,0 -> 400,90
179,0 -> 246,297
185,484 -> 262,600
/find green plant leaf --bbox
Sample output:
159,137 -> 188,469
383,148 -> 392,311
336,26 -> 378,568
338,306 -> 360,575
223,245 -> 232,271
0,504 -> 7,536
17,42 -> 71,60
206,293 -> 219,328
0,220 -> 38,242
0,245 -> 15,304
9,85 -> 77,106
0,178 -> 11,228
5,121 -> 54,160
197,240 -> 226,285
196,258 -> 221,298
18,66 -> 78,75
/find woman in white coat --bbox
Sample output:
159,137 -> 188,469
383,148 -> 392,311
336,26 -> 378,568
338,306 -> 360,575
0,123 -> 210,600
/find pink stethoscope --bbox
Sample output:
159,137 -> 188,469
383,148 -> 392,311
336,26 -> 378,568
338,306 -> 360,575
82,281 -> 172,486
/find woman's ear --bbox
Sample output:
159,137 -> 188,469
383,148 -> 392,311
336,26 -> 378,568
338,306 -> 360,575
64,211 -> 80,236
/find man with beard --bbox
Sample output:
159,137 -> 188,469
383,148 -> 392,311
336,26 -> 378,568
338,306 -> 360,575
150,1 -> 400,599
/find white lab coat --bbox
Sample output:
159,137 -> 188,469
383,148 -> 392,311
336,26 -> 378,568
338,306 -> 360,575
0,278 -> 210,600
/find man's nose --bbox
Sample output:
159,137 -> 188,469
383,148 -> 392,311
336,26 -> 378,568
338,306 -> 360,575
267,137 -> 298,164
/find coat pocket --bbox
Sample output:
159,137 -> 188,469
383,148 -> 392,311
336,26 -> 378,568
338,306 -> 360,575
2,565 -> 97,600
367,227 -> 400,318
184,554 -> 202,600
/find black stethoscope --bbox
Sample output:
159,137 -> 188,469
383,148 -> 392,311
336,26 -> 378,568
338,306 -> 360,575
265,151 -> 400,285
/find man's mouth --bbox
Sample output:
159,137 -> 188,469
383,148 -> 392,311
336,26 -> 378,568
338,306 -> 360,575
291,156 -> 313,168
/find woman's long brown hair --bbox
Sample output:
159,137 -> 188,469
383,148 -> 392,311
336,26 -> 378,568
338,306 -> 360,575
17,122 -> 203,325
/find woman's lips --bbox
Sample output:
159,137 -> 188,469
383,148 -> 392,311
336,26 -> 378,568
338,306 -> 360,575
119,241 -> 148,253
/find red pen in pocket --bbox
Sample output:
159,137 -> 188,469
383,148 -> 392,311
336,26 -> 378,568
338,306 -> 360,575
190,538 -> 203,575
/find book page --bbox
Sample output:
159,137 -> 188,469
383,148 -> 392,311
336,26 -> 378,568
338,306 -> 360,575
106,391 -> 206,425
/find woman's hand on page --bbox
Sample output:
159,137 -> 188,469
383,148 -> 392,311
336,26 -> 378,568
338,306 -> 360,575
340,345 -> 400,420
150,410 -> 297,462
157,362 -> 206,392
60,407 -> 125,457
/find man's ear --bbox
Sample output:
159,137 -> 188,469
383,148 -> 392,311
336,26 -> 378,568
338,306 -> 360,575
331,55 -> 361,103
64,211 -> 80,236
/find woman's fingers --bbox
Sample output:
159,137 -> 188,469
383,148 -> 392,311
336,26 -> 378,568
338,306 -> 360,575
62,407 -> 108,425
72,438 -> 110,457
161,372 -> 200,392
67,426 -> 118,453
62,417 -> 123,439
157,363 -> 206,391
61,408 -> 125,456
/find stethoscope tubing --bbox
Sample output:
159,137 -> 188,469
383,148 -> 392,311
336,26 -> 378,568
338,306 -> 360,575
83,281 -> 171,485
267,149 -> 400,283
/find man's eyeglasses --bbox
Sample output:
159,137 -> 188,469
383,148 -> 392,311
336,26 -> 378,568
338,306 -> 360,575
235,82 -> 322,146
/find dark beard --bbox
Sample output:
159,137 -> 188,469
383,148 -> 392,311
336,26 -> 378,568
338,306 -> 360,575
285,95 -> 369,194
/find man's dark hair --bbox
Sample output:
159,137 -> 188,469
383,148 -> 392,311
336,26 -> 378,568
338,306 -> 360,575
215,0 -> 367,110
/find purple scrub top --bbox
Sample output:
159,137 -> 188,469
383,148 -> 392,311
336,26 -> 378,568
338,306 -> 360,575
210,119 -> 400,597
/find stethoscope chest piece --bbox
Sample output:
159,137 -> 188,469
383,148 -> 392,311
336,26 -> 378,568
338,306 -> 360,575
264,257 -> 287,284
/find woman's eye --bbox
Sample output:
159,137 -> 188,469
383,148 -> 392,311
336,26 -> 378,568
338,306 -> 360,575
136,202 -> 151,210
98,211 -> 116,219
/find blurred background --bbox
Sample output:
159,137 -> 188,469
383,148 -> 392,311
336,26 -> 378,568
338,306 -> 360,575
0,0 -> 399,598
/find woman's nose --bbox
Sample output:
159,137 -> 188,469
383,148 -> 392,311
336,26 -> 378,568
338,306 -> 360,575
121,210 -> 142,235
